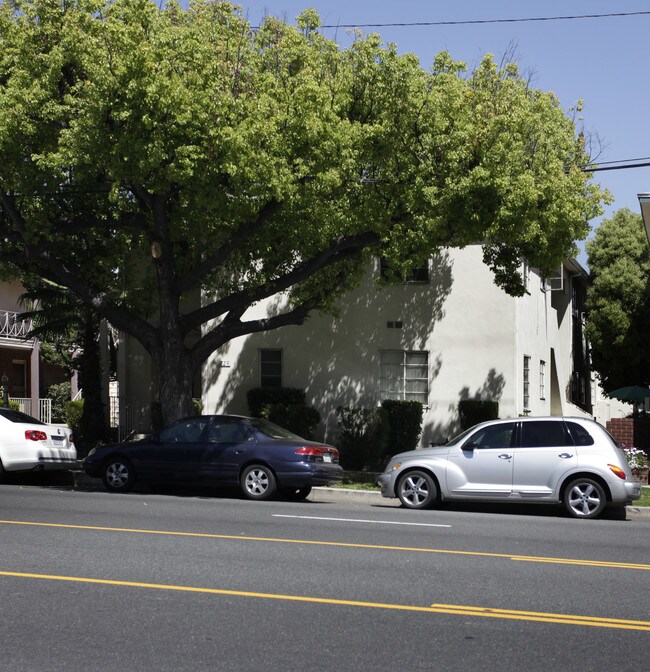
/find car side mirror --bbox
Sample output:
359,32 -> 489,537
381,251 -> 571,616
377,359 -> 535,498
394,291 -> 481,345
462,441 -> 478,451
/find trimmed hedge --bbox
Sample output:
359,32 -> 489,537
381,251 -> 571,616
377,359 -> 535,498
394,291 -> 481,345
381,400 -> 423,454
458,399 -> 499,430
246,387 -> 306,417
336,406 -> 390,471
247,388 -> 320,439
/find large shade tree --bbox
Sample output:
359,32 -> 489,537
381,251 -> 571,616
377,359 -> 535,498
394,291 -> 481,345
0,0 -> 605,424
586,208 -> 650,391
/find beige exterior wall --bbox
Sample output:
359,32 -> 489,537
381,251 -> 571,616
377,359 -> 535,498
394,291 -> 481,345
201,246 -> 595,445
116,245 -> 631,441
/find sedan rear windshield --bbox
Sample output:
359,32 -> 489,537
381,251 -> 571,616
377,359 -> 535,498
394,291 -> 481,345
249,418 -> 303,440
0,408 -> 45,425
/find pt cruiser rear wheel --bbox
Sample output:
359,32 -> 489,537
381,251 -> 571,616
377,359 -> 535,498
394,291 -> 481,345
563,477 -> 606,519
397,470 -> 437,509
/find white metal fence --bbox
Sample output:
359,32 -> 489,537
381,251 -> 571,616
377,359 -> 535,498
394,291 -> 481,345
9,397 -> 52,423
109,396 -> 142,441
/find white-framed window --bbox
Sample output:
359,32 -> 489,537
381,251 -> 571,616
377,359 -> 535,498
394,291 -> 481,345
380,350 -> 429,405
540,360 -> 546,400
523,355 -> 530,410
259,349 -> 282,388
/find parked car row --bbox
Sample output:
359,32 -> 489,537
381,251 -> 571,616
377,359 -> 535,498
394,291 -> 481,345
0,410 -> 643,519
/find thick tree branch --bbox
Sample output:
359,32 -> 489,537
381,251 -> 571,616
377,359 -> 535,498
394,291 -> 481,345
181,230 -> 380,333
189,298 -> 319,369
175,199 -> 283,296
0,245 -> 161,356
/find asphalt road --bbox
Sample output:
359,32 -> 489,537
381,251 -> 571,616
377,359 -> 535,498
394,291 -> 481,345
0,477 -> 648,672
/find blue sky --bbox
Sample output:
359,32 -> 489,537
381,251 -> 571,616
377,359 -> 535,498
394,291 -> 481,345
231,1 -> 650,267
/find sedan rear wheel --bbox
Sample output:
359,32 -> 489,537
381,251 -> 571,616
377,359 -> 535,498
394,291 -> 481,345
397,470 -> 437,509
241,464 -> 277,500
102,458 -> 135,493
563,478 -> 606,519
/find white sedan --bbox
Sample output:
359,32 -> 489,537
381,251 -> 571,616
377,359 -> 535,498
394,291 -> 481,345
0,407 -> 77,477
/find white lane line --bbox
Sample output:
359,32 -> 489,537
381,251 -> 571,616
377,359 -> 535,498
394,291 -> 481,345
272,515 -> 451,528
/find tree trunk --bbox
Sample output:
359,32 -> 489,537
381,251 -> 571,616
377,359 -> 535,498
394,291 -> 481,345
77,310 -> 107,450
156,336 -> 196,426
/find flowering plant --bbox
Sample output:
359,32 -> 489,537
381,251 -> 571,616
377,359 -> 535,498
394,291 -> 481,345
622,446 -> 649,470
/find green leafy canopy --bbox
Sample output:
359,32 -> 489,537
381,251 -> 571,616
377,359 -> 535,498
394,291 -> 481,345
0,0 -> 607,422
586,208 -> 650,391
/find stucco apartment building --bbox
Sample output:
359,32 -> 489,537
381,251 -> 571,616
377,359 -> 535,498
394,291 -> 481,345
118,244 -> 628,444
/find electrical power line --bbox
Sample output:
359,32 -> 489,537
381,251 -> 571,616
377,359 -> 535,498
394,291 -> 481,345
584,162 -> 650,173
315,11 -> 650,29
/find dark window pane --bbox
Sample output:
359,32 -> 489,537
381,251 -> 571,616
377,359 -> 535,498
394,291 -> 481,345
260,349 -> 282,388
520,421 -> 571,448
159,418 -> 209,443
465,422 -> 516,449
566,422 -> 595,446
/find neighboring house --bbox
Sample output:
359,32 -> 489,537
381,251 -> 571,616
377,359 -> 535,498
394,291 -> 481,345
117,244 -> 630,444
0,281 -> 67,422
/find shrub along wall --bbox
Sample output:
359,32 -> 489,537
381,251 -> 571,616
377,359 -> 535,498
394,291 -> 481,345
246,387 -> 320,439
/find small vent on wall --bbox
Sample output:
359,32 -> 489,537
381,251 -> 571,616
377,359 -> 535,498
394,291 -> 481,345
387,321 -> 403,329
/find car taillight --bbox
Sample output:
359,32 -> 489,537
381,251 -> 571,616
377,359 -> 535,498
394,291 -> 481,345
25,430 -> 48,441
608,464 -> 627,480
295,446 -> 339,462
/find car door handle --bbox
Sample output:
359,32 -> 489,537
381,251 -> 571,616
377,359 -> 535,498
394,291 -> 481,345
234,449 -> 247,455
498,454 -> 513,460
558,453 -> 574,459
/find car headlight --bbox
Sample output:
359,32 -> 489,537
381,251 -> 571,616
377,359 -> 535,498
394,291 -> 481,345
387,462 -> 401,472
87,447 -> 97,457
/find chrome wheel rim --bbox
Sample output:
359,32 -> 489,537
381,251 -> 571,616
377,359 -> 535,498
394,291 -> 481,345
244,468 -> 269,496
568,483 -> 602,517
106,463 -> 129,488
400,474 -> 430,506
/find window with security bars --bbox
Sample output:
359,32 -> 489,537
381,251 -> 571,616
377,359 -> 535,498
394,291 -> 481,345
380,351 -> 429,405
260,349 -> 282,388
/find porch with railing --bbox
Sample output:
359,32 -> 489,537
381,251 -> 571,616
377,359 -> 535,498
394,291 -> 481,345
0,310 -> 33,340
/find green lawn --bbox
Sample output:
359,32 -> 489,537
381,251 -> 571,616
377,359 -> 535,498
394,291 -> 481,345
635,486 -> 650,507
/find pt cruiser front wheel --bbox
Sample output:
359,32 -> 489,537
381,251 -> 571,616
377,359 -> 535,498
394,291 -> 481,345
397,470 -> 437,509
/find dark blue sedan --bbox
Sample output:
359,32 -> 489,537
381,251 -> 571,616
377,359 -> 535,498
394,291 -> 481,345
83,415 -> 343,500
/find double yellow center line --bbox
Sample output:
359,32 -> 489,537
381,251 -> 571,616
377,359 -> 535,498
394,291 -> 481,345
1,519 -> 649,631
0,569 -> 648,631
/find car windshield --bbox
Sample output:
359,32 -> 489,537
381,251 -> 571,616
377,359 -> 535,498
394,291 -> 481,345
0,408 -> 45,425
445,425 -> 479,445
249,418 -> 304,440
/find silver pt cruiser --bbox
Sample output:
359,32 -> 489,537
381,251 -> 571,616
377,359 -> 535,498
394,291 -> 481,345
377,416 -> 642,519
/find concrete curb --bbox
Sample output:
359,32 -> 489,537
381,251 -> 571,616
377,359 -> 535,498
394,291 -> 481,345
71,472 -> 649,519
